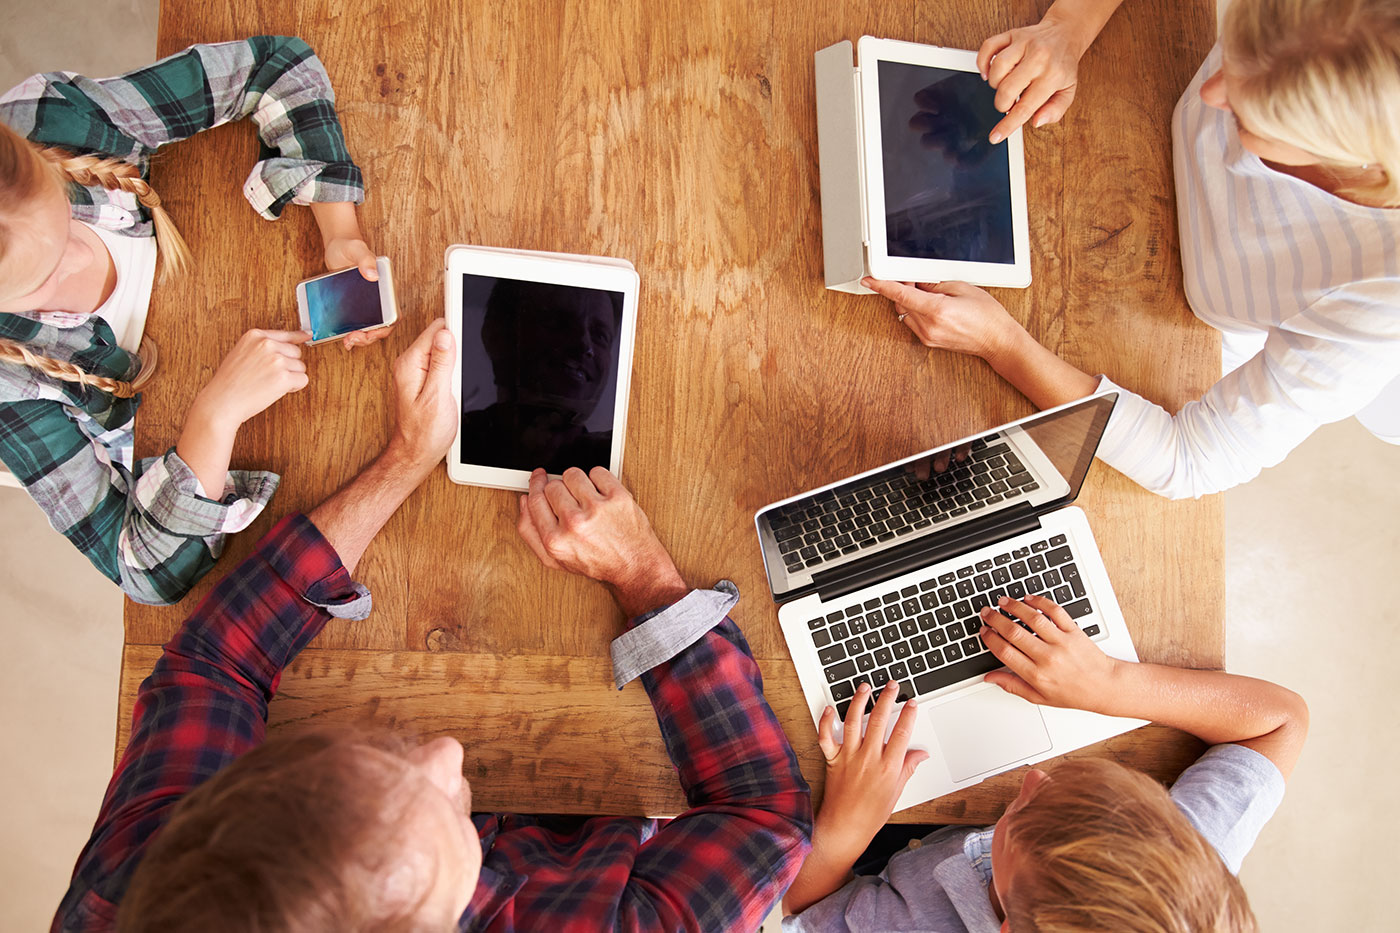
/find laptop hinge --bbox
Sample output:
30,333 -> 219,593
811,503 -> 1043,603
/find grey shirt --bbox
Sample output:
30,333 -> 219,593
785,744 -> 1285,933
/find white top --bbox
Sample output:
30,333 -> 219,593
23,222 -> 157,353
89,222 -> 157,352
1095,45 -> 1400,499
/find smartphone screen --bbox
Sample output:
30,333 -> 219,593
303,268 -> 383,341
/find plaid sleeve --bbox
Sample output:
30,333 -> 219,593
618,615 -> 813,931
1,35 -> 363,219
0,398 -> 278,605
51,514 -> 363,933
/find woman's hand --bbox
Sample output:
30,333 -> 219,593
861,277 -> 1022,360
978,13 -> 1091,143
978,594 -> 1122,711
191,329 -> 312,432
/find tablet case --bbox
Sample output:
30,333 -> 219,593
814,41 -> 875,295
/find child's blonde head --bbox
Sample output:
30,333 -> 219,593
999,758 -> 1256,933
1222,0 -> 1400,205
0,121 -> 179,396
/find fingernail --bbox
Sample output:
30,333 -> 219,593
999,595 -> 1009,605
990,131 -> 1004,144
979,606 -> 990,617
858,682 -> 870,693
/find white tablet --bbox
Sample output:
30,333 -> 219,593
444,245 -> 640,490
815,37 -> 1031,290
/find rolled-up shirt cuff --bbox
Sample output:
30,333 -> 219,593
610,581 -> 740,689
262,513 -> 373,621
135,448 -> 279,541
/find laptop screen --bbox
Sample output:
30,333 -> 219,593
756,394 -> 1117,601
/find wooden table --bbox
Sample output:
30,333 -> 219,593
123,0 -> 1220,823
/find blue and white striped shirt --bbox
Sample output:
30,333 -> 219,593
1096,45 -> 1400,499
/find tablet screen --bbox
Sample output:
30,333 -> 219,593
459,275 -> 624,475
877,61 -> 1014,264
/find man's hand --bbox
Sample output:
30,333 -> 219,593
516,466 -> 686,617
978,594 -> 1121,710
385,319 -> 457,476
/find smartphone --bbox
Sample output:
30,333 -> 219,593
295,258 -> 398,345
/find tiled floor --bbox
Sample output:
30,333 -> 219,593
3,4 -> 1398,931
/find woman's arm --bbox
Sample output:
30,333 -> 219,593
979,595 -> 1309,777
978,0 -> 1127,141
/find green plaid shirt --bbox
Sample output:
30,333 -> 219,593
0,36 -> 364,605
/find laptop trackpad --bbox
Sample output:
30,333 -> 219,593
929,689 -> 1054,783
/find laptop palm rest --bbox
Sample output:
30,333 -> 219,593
928,688 -> 1053,783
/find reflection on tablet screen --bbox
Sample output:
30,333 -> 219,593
877,61 -> 1014,264
459,275 -> 624,475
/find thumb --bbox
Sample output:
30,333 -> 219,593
429,327 -> 454,373
900,749 -> 931,785
358,252 -> 379,281
1033,87 -> 1076,128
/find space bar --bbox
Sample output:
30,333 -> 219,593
912,653 -> 1004,697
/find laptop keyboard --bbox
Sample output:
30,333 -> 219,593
804,532 -> 1104,719
769,434 -> 1041,575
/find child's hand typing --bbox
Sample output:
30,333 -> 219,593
978,594 -> 1122,711
816,682 -> 929,863
784,682 -> 929,915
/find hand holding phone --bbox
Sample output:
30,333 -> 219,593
296,257 -> 399,348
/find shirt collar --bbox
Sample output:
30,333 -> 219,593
962,828 -> 996,885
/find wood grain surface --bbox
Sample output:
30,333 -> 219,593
122,0 -> 1221,823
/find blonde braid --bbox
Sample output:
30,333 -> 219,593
37,147 -> 192,280
0,337 -> 157,399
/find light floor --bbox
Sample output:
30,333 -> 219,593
2,4 -> 1398,931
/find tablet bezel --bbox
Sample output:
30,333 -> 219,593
857,36 -> 1032,289
444,245 -> 640,491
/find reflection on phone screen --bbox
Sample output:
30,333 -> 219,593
305,269 -> 382,340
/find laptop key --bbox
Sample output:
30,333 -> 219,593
953,599 -> 973,618
909,655 -> 928,675
944,643 -> 963,662
1031,540 -> 1050,552
869,668 -> 890,687
935,606 -> 954,625
892,641 -> 912,661
970,593 -> 990,613
1049,533 -> 1067,546
1061,599 -> 1093,619
863,632 -> 882,650
975,559 -> 993,572
885,603 -> 904,622
1082,624 -> 1102,638
925,648 -> 945,668
992,567 -> 1011,585
1012,547 -> 1030,559
917,613 -> 937,632
1042,568 -> 1062,587
902,598 -> 920,617
993,553 -> 1013,566
824,660 -> 856,683
930,628 -> 948,646
973,573 -> 993,591
890,661 -> 910,681
920,593 -> 938,611
829,622 -> 849,640
1006,581 -> 1026,600
844,638 -> 863,656
849,616 -> 868,635
1024,574 -> 1042,592
818,644 -> 847,666
1054,585 -> 1073,603
899,619 -> 919,639
881,625 -> 901,645
912,651 -> 1002,697
1046,546 -> 1074,566
946,621 -> 966,641
938,585 -> 957,604
864,598 -> 881,611
874,647 -> 894,666
813,630 -> 832,648
961,636 -> 982,655
956,579 -> 975,598
856,652 -> 877,672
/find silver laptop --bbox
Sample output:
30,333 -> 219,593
755,394 -> 1146,811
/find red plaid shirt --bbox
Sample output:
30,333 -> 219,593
53,514 -> 811,932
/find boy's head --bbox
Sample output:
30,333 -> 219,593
118,727 -> 482,933
990,759 -> 1256,933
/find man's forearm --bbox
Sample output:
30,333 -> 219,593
308,445 -> 433,575
1100,662 -> 1309,778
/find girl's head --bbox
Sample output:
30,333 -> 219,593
0,121 -> 186,394
1205,0 -> 1400,205
0,121 -> 191,315
990,760 -> 1255,933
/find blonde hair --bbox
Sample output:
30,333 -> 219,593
0,121 -> 184,397
1223,0 -> 1400,206
1001,758 -> 1256,933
